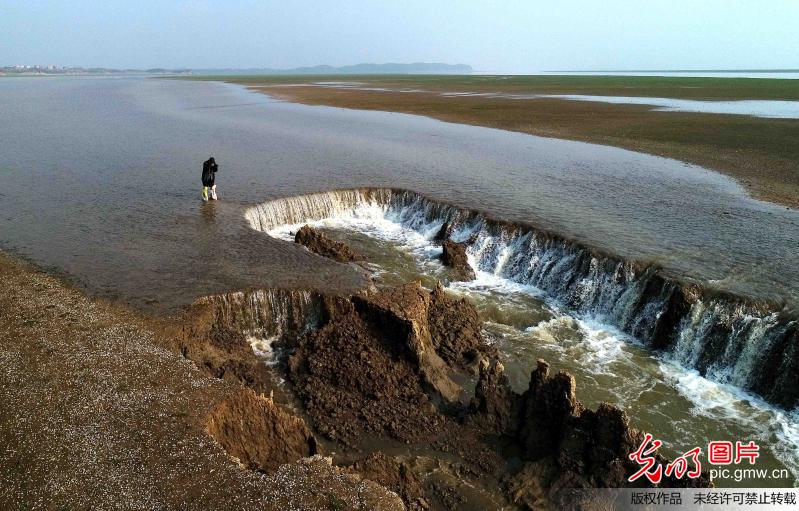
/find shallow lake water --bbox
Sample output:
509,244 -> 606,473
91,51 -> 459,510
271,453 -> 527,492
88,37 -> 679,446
1,77 -> 798,312
542,94 -> 799,119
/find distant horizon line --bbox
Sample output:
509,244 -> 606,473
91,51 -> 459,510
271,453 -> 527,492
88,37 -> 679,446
5,63 -> 799,73
5,64 -> 799,77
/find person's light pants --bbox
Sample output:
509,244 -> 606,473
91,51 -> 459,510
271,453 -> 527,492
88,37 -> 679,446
202,185 -> 217,200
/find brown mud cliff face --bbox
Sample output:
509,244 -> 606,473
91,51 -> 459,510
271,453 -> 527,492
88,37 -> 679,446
287,282 -> 490,447
206,389 -> 318,473
285,282 -> 508,508
428,283 -> 489,371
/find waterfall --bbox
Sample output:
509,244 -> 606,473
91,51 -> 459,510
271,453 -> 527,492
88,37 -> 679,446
245,188 -> 392,232
197,288 -> 325,339
244,188 -> 799,410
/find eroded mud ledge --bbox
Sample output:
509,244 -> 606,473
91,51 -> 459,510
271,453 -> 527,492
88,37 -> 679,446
166,234 -> 712,509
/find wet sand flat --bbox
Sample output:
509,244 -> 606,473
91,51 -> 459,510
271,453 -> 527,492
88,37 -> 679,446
208,75 -> 799,209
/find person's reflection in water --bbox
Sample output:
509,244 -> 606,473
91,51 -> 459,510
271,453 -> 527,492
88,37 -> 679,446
200,201 -> 216,224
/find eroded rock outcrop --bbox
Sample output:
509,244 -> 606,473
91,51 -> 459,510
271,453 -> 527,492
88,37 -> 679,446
518,360 -> 584,461
433,221 -> 453,242
294,224 -> 363,262
206,389 -> 318,473
428,283 -> 491,371
439,240 -> 475,281
469,357 -> 518,433
469,358 -> 710,510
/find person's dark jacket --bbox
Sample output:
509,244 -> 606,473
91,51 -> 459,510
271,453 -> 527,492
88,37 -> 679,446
202,158 -> 218,186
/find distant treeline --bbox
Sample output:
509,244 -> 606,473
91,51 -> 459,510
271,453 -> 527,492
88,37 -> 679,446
0,66 -> 192,75
192,62 -> 474,75
2,62 -> 474,76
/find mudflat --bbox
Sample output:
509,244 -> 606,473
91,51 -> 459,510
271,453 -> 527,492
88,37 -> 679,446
201,75 -> 799,208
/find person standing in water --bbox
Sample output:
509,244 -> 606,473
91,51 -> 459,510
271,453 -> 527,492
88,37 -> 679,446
201,157 -> 219,201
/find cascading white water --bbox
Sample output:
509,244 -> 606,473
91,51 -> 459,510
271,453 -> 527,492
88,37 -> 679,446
244,188 -> 799,410
671,300 -> 795,396
245,189 -> 392,232
197,288 -> 324,338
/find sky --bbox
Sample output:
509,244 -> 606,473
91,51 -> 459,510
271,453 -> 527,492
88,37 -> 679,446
1,0 -> 798,73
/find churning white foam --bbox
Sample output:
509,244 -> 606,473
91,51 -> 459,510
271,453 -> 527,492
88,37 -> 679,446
247,335 -> 280,365
659,360 -> 799,479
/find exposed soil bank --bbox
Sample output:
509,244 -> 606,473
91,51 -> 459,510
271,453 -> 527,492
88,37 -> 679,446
295,224 -> 365,263
439,240 -> 476,282
187,253 -> 711,510
160,301 -> 278,395
0,252 -> 403,510
206,389 -> 318,473
287,282 -> 489,445
220,76 -> 799,209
